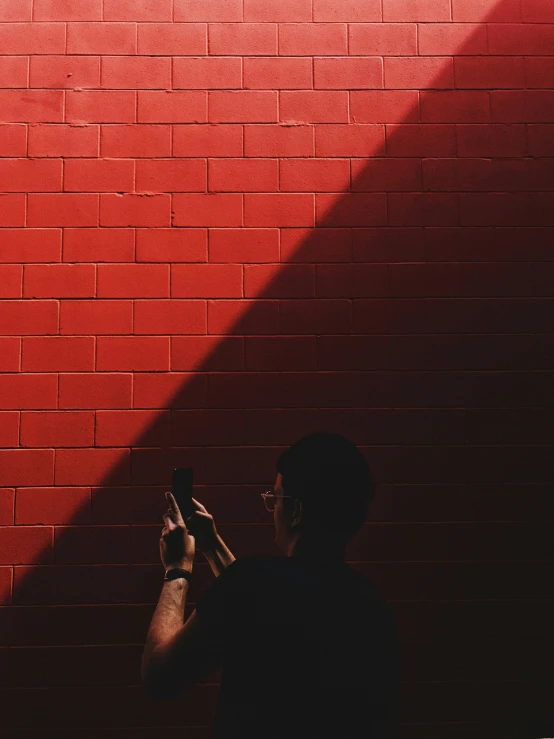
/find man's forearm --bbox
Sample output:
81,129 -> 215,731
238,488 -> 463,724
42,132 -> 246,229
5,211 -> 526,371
204,534 -> 235,577
141,578 -> 188,681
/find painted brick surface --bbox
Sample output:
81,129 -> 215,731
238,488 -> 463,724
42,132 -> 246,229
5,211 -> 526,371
0,1 -> 553,737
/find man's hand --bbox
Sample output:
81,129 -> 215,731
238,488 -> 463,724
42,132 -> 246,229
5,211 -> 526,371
159,492 -> 195,572
184,497 -> 220,555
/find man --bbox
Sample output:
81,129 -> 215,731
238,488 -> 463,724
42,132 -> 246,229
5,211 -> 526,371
141,431 -> 400,738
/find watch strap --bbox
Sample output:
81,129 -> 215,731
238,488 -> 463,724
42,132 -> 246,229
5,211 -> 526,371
164,567 -> 192,583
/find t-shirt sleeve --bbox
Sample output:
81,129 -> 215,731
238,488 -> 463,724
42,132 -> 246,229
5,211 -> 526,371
194,555 -> 261,647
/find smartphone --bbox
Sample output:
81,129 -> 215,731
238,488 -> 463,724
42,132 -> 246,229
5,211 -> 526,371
171,467 -> 195,521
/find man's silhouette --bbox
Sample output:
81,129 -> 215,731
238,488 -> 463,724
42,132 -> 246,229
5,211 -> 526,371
143,431 -> 399,739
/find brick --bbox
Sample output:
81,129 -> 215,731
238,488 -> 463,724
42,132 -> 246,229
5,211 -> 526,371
63,159 -> 134,192
66,22 -> 136,54
173,123 -> 242,157
30,55 -> 99,88
386,123 -> 456,156
315,124 -> 383,156
97,264 -> 168,298
63,228 -> 133,263
54,525 -> 132,564
385,57 -> 453,89
0,0 -> 31,21
173,56 -> 239,89
0,124 -> 26,156
138,91 -> 207,123
389,263 -> 461,297
418,24 -> 487,56
0,57 -> 28,88
24,264 -> 95,298
0,339 -> 19,373
460,263 -> 536,298
171,263 -> 241,298
279,299 -> 351,334
0,230 -> 61,263
0,300 -> 58,335
0,265 -> 22,297
171,409 -> 244,445
0,194 -> 25,225
523,0 -> 554,22
0,90 -> 63,123
0,488 -> 15,524
280,228 -> 352,262
525,57 -> 554,89
0,526 -> 53,565
389,193 -> 459,226
20,411 -> 94,447
208,228 -> 279,262
460,193 -> 554,227
316,193 -> 387,226
138,26 -> 206,57
452,0 -> 522,21
96,337 -> 170,371
317,336 -> 389,370
352,158 -> 422,191
133,300 -> 206,334
488,24 -> 554,55
0,451 -> 54,488
96,409 -> 170,447
0,375 -> 57,410
209,23 -> 276,55
350,90 -> 419,123
349,23 -> 417,56
207,373 -> 280,410
209,90 -> 277,123
103,0 -> 172,21
315,264 -> 387,297
59,374 -> 132,409
0,22 -> 65,53
454,57 -> 525,89
99,194 -> 170,227
314,57 -> 383,89
352,227 -> 425,262
174,0 -> 241,22
313,0 -> 380,21
244,124 -> 313,156
244,194 -> 314,227
352,298 -> 426,334
244,264 -> 314,298
207,299 -> 278,335
491,91 -> 554,123
279,23 -> 347,56
135,159 -> 206,192
244,0 -> 311,21
28,124 -> 99,158
101,56 -> 170,89
208,158 -> 278,192
34,0 -> 101,20
133,372 -> 208,408
244,337 -> 316,371
421,91 -> 490,123
529,125 -> 554,157
136,228 -> 207,263
55,449 -> 129,486
280,91 -> 348,123
22,337 -> 94,371
456,124 -> 527,158
243,57 -> 312,90
280,158 -> 350,191
27,194 -> 98,227
0,159 -> 60,192
383,0 -> 450,22
60,300 -> 132,335
15,488 -> 91,525
101,124 -> 170,158
172,193 -> 242,226
171,336 -> 244,371
66,91 -> 135,123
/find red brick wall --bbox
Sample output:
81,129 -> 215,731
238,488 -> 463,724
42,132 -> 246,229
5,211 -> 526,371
1,0 -> 553,736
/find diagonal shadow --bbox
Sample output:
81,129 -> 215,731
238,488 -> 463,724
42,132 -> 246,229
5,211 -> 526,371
1,1 -> 554,736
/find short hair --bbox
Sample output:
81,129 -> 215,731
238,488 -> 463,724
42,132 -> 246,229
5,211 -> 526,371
276,431 -> 374,542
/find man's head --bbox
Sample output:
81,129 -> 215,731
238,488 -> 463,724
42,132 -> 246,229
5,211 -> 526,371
272,432 -> 374,559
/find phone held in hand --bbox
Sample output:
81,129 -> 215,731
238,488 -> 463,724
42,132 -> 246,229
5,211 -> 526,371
172,467 -> 195,520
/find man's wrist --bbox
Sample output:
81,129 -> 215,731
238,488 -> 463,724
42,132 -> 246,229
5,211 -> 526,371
164,562 -> 193,574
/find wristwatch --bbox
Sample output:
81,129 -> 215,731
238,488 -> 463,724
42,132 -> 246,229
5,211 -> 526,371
164,567 -> 192,583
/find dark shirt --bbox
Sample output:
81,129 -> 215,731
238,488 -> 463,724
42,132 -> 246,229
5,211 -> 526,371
195,554 -> 399,739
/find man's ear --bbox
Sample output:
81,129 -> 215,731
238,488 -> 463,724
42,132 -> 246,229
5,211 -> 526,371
291,498 -> 303,529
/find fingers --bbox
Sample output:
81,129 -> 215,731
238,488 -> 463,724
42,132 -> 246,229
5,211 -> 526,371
165,492 -> 184,523
191,497 -> 206,512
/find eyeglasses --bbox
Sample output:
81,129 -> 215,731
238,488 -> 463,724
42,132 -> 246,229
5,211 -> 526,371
260,489 -> 295,512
